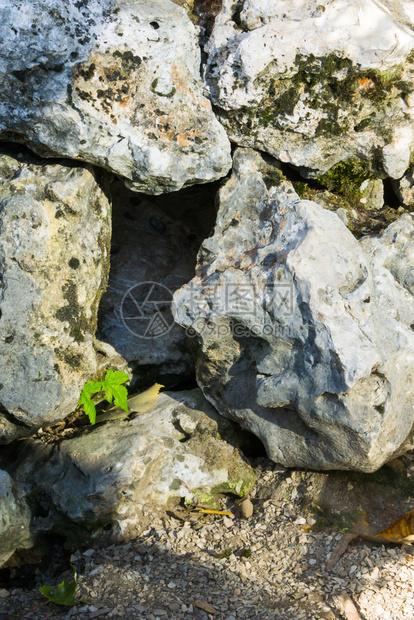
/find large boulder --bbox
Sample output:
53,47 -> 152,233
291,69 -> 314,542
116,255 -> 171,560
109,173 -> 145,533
173,148 -> 414,472
0,146 -> 111,443
12,390 -> 255,545
204,0 -> 414,177
0,0 -> 231,194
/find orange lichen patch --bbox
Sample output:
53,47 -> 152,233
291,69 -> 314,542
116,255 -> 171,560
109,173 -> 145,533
154,114 -> 176,142
172,63 -> 197,104
176,127 -> 204,147
357,77 -> 376,93
176,134 -> 190,147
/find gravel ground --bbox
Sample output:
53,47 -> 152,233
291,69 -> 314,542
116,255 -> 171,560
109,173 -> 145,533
2,455 -> 414,620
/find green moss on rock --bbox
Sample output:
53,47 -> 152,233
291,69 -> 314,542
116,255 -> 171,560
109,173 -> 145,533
317,159 -> 375,199
238,52 -> 414,142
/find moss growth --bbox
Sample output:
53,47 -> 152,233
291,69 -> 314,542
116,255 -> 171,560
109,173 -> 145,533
292,168 -> 411,237
354,115 -> 374,133
240,548 -> 252,558
55,280 -> 97,345
112,50 -> 141,70
240,52 -> 413,139
317,159 -> 373,197
151,78 -> 176,99
217,547 -> 233,559
75,88 -> 93,102
78,63 -> 96,81
262,168 -> 285,190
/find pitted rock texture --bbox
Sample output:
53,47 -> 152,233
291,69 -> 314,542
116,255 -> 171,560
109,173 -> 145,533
173,148 -> 414,472
0,0 -> 231,194
0,470 -> 32,569
204,0 -> 414,177
0,146 -> 111,443
12,390 -> 255,546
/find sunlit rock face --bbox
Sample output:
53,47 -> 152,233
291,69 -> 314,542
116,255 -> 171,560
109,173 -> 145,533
173,149 -> 414,472
0,146 -> 111,443
0,0 -> 231,194
204,0 -> 414,178
12,390 -> 255,546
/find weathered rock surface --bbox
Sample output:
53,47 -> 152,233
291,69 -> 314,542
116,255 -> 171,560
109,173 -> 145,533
204,0 -> 414,177
173,148 -> 414,472
98,181 -> 217,389
0,470 -> 32,568
12,390 -> 255,545
0,146 -> 111,443
0,0 -> 231,194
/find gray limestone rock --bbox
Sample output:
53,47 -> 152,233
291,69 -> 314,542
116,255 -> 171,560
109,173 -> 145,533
173,148 -> 414,472
0,0 -> 231,194
0,470 -> 32,568
0,146 -> 111,443
204,0 -> 414,178
12,390 -> 255,545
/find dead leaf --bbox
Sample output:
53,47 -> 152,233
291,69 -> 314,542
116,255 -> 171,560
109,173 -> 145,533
327,509 -> 414,570
326,533 -> 358,572
376,508 -> 414,542
193,600 -> 217,615
126,383 -> 164,413
98,383 -> 164,422
333,593 -> 363,620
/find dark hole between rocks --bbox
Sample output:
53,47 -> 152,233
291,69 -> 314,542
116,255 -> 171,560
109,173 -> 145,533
383,177 -> 401,210
149,21 -> 160,29
96,179 -> 220,392
0,535 -> 70,592
235,427 -> 267,459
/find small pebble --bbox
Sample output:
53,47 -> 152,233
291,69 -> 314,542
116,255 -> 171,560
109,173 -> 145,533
239,498 -> 254,519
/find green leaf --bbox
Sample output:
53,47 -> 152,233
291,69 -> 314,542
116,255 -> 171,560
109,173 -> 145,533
78,389 -> 97,425
105,369 -> 130,385
79,370 -> 130,425
40,565 -> 78,607
81,381 -> 103,395
83,396 -> 96,425
102,370 -> 129,414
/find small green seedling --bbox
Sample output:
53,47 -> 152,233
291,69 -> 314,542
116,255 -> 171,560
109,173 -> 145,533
78,369 -> 129,425
240,548 -> 252,558
40,564 -> 78,607
217,547 -> 233,559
